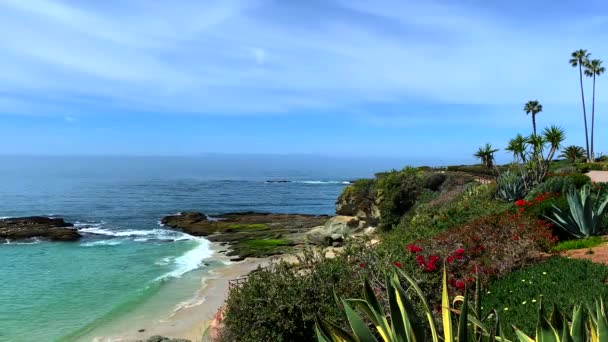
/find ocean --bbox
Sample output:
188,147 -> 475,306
0,155 -> 402,341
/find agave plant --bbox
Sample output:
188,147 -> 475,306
496,170 -> 526,202
547,185 -> 608,238
513,299 -> 608,342
315,267 -> 502,342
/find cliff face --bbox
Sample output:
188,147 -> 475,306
335,178 -> 380,226
335,170 -> 475,230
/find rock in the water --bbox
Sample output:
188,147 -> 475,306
161,211 -> 330,259
0,216 -> 80,241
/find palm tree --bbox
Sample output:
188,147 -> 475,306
474,143 -> 499,168
524,100 -> 543,136
506,134 -> 528,163
560,145 -> 586,163
584,59 -> 605,161
570,49 -> 591,161
543,125 -> 566,162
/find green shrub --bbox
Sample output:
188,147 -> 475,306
220,250 -> 362,342
397,184 -> 512,239
576,162 -> 606,173
525,173 -> 590,201
376,170 -> 422,230
446,165 -> 499,177
336,178 -> 376,216
517,192 -> 569,222
483,257 -> 608,338
551,236 -> 604,252
422,173 -> 447,191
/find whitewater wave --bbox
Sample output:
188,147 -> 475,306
79,227 -> 192,241
265,180 -> 351,185
3,237 -> 41,245
157,238 -> 213,280
81,240 -> 124,247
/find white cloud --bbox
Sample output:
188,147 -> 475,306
0,0 -> 607,117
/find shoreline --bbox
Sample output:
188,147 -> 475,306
93,243 -> 287,342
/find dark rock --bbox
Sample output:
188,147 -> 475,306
230,256 -> 246,262
161,211 -> 330,260
0,216 -> 80,241
138,329 -> 146,333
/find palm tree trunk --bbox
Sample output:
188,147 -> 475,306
532,114 -> 537,136
579,64 -> 591,161
591,74 -> 596,162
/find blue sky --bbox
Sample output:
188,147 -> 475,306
1,0 -> 608,163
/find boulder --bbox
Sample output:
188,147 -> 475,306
306,215 -> 366,246
0,216 -> 80,241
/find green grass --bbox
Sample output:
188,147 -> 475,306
482,257 -> 608,338
551,236 -> 604,252
243,239 -> 292,247
227,223 -> 268,230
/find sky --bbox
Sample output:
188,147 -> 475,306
1,0 -> 608,164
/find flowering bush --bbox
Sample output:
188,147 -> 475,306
397,213 -> 557,304
515,191 -> 568,222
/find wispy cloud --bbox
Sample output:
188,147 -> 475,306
1,0 -> 608,117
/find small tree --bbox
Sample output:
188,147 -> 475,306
473,143 -> 499,168
507,126 -> 565,191
560,145 -> 586,163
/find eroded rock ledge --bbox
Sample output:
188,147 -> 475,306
161,211 -> 330,259
0,216 -> 81,241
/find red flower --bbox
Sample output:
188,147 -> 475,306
515,199 -> 526,207
358,263 -> 366,268
519,208 -> 525,213
455,248 -> 465,255
407,244 -> 423,253
393,261 -> 402,269
416,255 -> 425,266
455,280 -> 465,289
446,255 -> 455,263
449,278 -> 457,286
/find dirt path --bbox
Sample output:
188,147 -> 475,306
561,238 -> 608,264
587,171 -> 608,183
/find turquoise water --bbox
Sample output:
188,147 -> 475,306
0,156 -> 384,341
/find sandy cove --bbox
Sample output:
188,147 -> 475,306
93,246 -> 297,342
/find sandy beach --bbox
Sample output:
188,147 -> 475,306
92,247 -> 290,342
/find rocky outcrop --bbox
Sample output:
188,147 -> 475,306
161,212 -> 329,259
335,180 -> 380,226
0,216 -> 80,241
307,215 -> 372,246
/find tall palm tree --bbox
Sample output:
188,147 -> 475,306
524,100 -> 543,136
474,143 -> 499,168
560,145 -> 586,163
584,59 -> 605,161
570,49 -> 591,161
